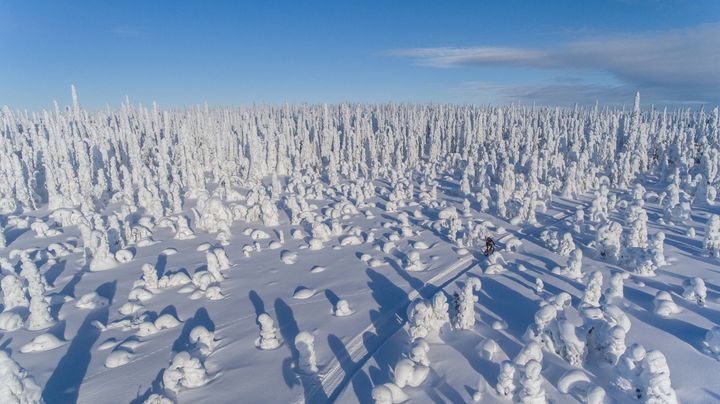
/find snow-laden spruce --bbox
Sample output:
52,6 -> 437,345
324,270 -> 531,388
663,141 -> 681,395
453,277 -> 482,330
0,350 -> 43,404
294,331 -> 318,374
257,313 -> 281,350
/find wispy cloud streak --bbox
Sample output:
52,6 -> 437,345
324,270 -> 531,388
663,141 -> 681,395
389,23 -> 720,104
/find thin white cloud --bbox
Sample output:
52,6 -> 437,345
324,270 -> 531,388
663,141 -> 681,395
451,81 -> 711,106
389,23 -> 720,104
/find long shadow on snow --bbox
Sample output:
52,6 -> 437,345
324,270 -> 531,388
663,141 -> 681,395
171,307 -> 214,353
327,334 -> 373,403
384,256 -> 425,295
249,290 -> 266,319
131,368 -> 165,404
274,297 -> 328,403
44,260 -> 67,288
275,298 -> 300,389
43,280 -> 116,404
479,277 -> 536,337
5,227 -> 29,246
634,276 -> 720,328
440,331 -> 501,394
623,286 -> 708,353
154,254 -> 168,278
325,289 -> 341,309
363,268 -> 411,384
423,367 -> 465,404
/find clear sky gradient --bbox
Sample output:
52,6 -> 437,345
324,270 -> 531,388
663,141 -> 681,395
1,0 -> 718,109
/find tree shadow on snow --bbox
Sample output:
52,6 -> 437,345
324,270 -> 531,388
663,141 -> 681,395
479,277 -> 536,337
275,298 -> 300,389
274,298 -> 327,403
362,268 -> 411,383
44,260 -> 67,288
423,368 -> 466,404
171,307 -> 214,354
4,227 -> 29,246
326,334 -> 373,403
154,253 -> 168,278
624,286 -> 709,353
324,289 -> 340,309
130,368 -> 165,404
249,290 -> 266,319
42,280 -> 116,404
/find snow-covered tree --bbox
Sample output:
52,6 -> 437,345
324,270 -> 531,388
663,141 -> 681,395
0,350 -> 42,404
496,360 -> 516,397
519,360 -> 546,404
257,313 -> 281,350
295,331 -> 318,374
705,216 -> 720,258
454,277 -> 482,330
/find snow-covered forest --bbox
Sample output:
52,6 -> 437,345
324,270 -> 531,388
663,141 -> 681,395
1,90 -> 720,403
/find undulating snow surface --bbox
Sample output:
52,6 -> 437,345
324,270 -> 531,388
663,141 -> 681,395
1,92 -> 720,403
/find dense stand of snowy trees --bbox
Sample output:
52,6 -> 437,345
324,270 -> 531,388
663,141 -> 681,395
1,91 -> 718,221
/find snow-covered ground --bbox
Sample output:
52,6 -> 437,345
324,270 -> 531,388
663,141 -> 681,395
1,94 -> 720,403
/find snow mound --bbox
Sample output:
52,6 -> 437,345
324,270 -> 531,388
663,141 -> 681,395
281,250 -> 298,264
292,287 -> 316,300
75,292 -> 110,310
0,312 -> 24,331
20,333 -> 65,353
105,350 -> 133,368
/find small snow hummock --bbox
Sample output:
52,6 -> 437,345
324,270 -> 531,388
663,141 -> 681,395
0,312 -> 24,331
372,383 -> 409,404
105,349 -> 133,368
20,333 -> 65,353
392,358 -> 429,389
653,291 -> 679,317
333,299 -> 353,317
292,287 -> 316,300
281,250 -> 298,265
681,277 -> 707,306
75,292 -> 110,310
557,369 -> 605,404
703,326 -> 720,359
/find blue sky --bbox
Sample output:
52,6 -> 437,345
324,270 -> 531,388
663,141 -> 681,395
1,0 -> 718,109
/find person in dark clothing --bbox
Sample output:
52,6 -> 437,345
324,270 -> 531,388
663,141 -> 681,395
483,236 -> 495,256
